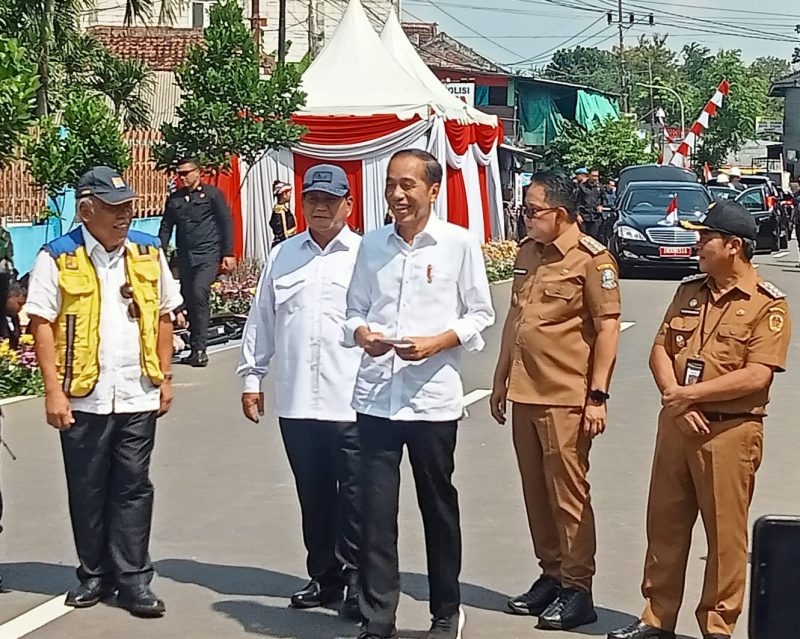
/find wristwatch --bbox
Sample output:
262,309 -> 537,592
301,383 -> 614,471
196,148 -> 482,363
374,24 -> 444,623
163,372 -> 174,381
588,389 -> 610,405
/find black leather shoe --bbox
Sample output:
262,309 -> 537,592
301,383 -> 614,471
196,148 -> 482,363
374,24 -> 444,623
290,579 -> 344,609
117,584 -> 166,618
507,575 -> 561,616
64,578 -> 115,609
182,350 -> 208,367
536,587 -> 597,631
607,620 -> 676,639
341,571 -> 363,622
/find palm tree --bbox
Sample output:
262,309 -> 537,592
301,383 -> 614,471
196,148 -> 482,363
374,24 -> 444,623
88,53 -> 155,130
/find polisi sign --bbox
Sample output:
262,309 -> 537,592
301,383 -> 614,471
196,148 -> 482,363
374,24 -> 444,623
445,82 -> 475,107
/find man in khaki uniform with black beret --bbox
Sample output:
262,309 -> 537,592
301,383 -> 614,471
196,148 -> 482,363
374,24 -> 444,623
491,171 -> 621,631
609,200 -> 791,639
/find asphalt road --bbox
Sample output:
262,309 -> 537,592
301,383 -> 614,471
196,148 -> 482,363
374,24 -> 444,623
1,247 -> 799,639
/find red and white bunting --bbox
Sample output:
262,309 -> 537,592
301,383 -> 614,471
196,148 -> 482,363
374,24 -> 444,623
669,79 -> 730,167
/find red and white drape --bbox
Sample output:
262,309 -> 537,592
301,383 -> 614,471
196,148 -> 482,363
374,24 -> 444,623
240,113 -> 503,263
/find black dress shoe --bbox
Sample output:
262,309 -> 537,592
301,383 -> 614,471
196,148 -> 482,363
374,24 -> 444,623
341,571 -> 363,622
64,578 -> 115,609
182,350 -> 208,367
290,579 -> 344,609
507,575 -> 561,616
607,620 -> 676,639
536,587 -> 597,631
117,584 -> 166,618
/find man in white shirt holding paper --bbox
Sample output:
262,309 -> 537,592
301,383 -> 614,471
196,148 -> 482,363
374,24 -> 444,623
237,164 -> 363,621
342,149 -> 495,639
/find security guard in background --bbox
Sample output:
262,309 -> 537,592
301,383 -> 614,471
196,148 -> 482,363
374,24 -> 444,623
25,167 -> 183,618
609,200 -> 791,639
159,157 -> 235,368
491,171 -> 621,631
269,180 -> 297,247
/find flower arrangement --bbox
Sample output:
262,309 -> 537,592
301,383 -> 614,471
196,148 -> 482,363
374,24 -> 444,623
209,258 -> 263,315
482,240 -> 518,283
0,335 -> 45,399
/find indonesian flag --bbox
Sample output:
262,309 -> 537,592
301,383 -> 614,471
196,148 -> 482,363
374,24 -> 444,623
665,194 -> 679,225
703,162 -> 713,183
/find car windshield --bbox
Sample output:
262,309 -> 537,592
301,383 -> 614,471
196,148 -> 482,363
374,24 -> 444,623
709,187 -> 737,202
624,188 -> 709,216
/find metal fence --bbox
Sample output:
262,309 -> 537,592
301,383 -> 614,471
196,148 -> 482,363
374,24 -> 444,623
0,130 -> 167,224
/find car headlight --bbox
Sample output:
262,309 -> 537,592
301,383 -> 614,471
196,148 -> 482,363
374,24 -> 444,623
616,225 -> 646,241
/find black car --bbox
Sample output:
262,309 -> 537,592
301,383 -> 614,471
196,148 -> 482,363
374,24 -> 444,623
734,186 -> 786,252
610,181 -> 711,272
617,164 -> 700,200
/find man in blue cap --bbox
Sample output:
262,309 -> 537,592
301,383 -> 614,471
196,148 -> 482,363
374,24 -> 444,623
238,163 -> 363,620
25,166 -> 183,618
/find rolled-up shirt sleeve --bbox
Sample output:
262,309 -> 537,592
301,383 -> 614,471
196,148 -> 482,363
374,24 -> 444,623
23,251 -> 61,323
342,243 -> 371,348
450,235 -> 495,353
236,260 -> 277,393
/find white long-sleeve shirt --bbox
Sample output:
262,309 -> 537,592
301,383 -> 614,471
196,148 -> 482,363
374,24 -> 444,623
342,215 -> 495,421
24,226 -> 183,415
237,227 -> 362,421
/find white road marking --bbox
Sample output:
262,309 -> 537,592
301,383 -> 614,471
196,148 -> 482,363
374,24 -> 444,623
773,251 -> 789,259
0,594 -> 72,638
463,389 -> 491,406
621,321 -> 635,332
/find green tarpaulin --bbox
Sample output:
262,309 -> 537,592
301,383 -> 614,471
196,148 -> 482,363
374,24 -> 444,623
518,83 -> 565,146
575,90 -> 620,130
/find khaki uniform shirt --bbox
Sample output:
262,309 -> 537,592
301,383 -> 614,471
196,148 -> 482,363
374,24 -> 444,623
654,269 -> 791,416
505,224 -> 621,407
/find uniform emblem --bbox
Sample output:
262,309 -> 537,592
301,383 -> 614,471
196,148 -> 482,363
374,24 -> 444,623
736,309 -> 746,317
769,313 -> 785,333
600,268 -> 617,290
65,254 -> 78,270
513,268 -> 527,276
596,263 -> 615,271
689,299 -> 698,308
676,335 -> 686,347
680,308 -> 700,316
561,268 -> 570,275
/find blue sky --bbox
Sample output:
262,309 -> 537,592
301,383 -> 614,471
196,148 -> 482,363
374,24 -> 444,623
399,0 -> 799,70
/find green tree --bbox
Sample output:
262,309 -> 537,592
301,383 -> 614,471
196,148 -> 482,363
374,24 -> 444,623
549,117 -> 657,176
87,52 -> 155,130
541,46 -> 618,94
154,0 -> 306,172
0,37 -> 39,166
24,88 -> 130,216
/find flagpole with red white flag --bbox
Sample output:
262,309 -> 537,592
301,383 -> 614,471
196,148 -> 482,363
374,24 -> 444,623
665,194 -> 679,226
703,161 -> 713,182
670,80 -> 730,168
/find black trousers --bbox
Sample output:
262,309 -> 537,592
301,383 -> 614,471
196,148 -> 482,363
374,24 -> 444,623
179,259 -> 218,352
60,411 -> 157,587
358,413 -> 461,637
280,419 -> 361,582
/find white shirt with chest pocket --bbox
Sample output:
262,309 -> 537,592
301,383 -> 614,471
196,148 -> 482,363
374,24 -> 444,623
237,227 -> 362,422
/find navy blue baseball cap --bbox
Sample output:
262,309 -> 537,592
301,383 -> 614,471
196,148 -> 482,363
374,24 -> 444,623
77,166 -> 137,205
302,164 -> 350,197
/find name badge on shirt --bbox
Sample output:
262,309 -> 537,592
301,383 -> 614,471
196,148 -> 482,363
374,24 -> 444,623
513,268 -> 527,276
684,359 -> 705,385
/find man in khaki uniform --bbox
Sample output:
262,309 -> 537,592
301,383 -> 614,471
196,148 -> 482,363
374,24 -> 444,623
609,200 -> 791,639
491,171 -> 621,631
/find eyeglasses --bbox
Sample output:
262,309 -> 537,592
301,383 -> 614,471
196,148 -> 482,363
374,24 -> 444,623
177,169 -> 196,177
523,206 -> 559,220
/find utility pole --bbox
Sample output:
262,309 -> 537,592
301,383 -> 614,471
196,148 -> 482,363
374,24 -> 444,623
278,0 -> 288,64
251,0 -> 263,55
617,0 -> 629,114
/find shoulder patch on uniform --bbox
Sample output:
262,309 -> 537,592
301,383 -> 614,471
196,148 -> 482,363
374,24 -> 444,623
519,236 -> 531,245
681,273 -> 707,284
579,236 -> 607,256
758,281 -> 786,299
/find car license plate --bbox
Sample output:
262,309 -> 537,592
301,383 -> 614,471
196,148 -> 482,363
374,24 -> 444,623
659,247 -> 692,257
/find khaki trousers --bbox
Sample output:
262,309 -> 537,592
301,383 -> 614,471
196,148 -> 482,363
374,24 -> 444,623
641,412 -> 763,637
512,403 -> 596,592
